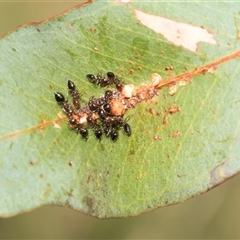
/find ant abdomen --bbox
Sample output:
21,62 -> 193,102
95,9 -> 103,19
110,129 -> 118,142
123,123 -> 131,136
54,92 -> 65,103
79,128 -> 88,140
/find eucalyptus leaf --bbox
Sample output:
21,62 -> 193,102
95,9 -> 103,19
0,1 -> 239,218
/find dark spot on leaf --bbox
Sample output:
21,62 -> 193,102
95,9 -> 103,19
85,196 -> 94,208
89,27 -> 96,32
170,131 -> 180,138
165,66 -> 173,71
68,189 -> 74,197
163,115 -> 168,125
127,148 -> 136,155
168,104 -> 180,114
65,49 -> 78,59
66,24 -> 74,32
153,135 -> 161,141
87,175 -> 92,184
146,108 -> 156,115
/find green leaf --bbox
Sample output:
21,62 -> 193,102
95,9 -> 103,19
0,1 -> 239,219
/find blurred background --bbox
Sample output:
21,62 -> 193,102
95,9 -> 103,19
0,1 -> 240,239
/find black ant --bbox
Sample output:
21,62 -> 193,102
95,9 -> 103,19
68,80 -> 80,109
79,128 -> 88,140
104,90 -> 113,101
86,72 -> 124,90
123,123 -> 131,136
86,73 -> 109,87
88,96 -> 105,112
104,116 -> 131,138
54,92 -> 73,117
110,128 -> 118,142
93,127 -> 103,140
54,72 -> 132,142
86,113 -> 103,141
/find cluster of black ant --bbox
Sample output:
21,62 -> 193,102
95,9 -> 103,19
54,72 -> 131,142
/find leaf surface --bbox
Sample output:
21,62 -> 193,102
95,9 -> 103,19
0,1 -> 239,218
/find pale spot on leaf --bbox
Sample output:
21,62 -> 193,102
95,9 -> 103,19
211,159 -> 234,187
151,73 -> 162,86
134,9 -> 217,52
53,122 -> 61,129
115,0 -> 131,3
